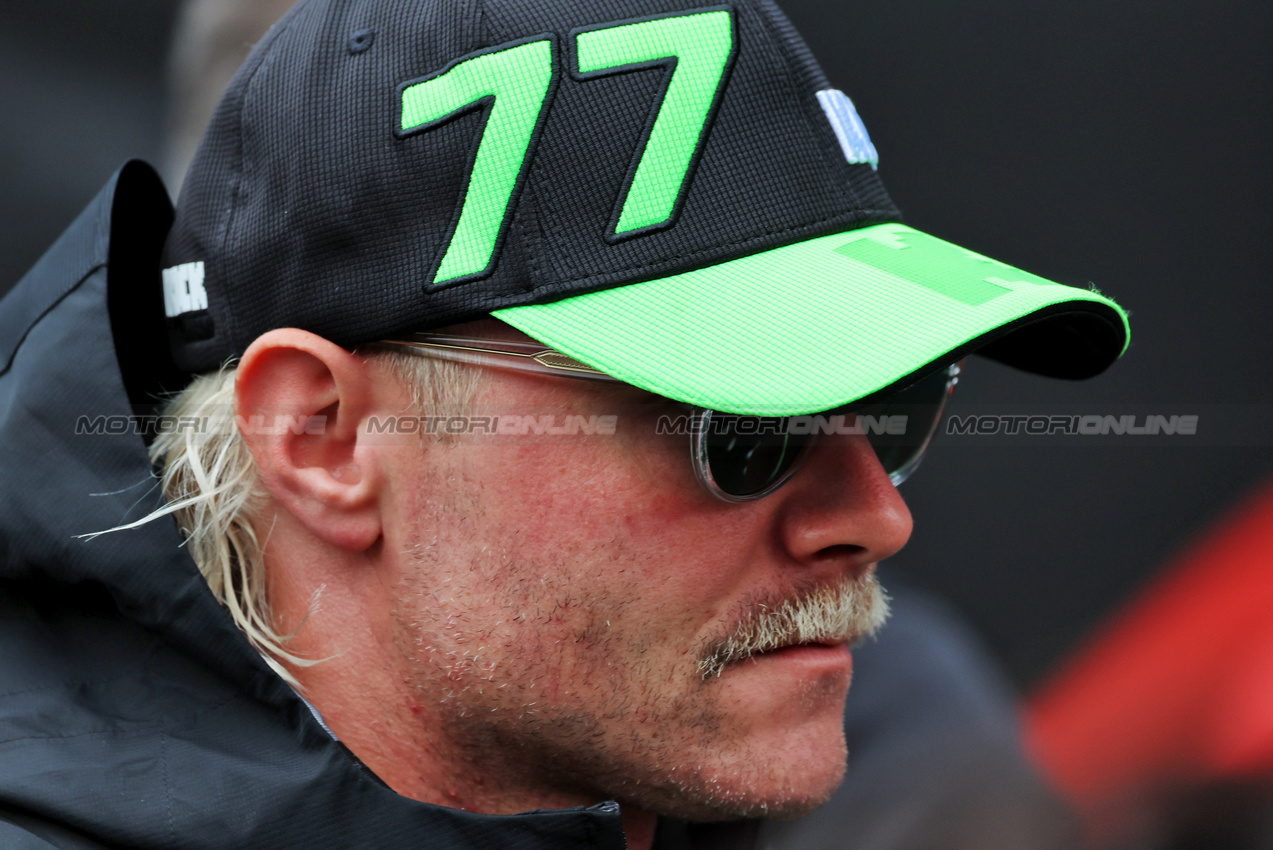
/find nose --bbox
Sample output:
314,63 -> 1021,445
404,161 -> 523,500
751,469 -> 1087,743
774,433 -> 913,574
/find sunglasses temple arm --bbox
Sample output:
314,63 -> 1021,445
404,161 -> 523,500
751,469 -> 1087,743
375,340 -> 621,382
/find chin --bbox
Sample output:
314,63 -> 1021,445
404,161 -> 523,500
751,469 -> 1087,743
634,724 -> 850,824
667,767 -> 847,823
733,738 -> 849,820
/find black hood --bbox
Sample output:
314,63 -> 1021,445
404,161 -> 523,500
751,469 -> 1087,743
0,161 -> 627,850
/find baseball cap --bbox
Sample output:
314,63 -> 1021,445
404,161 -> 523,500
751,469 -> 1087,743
161,0 -> 1129,416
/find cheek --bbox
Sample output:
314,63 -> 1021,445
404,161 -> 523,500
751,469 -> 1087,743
438,419 -> 768,660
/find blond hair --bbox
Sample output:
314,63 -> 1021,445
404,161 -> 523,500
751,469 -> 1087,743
144,350 -> 479,686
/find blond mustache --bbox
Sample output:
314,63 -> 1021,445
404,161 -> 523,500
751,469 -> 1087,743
698,574 -> 890,679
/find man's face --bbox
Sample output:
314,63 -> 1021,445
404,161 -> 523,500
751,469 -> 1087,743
379,345 -> 913,820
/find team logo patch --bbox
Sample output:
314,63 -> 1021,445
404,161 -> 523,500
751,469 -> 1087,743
161,261 -> 208,317
817,89 -> 879,171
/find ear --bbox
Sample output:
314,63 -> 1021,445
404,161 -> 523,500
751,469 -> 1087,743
235,329 -> 382,552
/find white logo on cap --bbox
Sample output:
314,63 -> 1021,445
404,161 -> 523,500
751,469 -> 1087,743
816,89 -> 879,171
161,261 -> 208,317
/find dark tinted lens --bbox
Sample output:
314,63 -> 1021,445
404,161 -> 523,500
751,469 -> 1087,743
854,365 -> 954,479
704,416 -> 811,496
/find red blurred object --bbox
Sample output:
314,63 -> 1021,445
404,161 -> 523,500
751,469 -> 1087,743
1026,478 -> 1273,844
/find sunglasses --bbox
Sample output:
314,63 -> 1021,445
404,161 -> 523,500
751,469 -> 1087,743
377,333 -> 961,502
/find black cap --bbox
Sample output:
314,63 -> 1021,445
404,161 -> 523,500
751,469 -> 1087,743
161,0 -> 1127,415
161,0 -> 902,372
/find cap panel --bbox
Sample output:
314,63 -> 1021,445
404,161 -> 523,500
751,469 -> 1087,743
518,0 -> 891,288
571,7 -> 738,238
222,0 -> 488,347
750,0 -> 890,213
166,0 -> 494,368
161,0 -> 311,369
396,36 -> 561,287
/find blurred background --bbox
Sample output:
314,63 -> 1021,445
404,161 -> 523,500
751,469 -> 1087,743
2,0 -> 1272,842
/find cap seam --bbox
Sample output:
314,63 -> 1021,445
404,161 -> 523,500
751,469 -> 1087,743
466,0 -> 487,47
519,183 -> 549,292
750,0 -> 861,210
216,6 -> 307,359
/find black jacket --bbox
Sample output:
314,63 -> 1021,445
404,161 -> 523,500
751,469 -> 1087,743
0,161 -> 634,850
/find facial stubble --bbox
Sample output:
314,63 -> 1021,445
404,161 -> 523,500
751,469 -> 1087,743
390,492 -> 890,822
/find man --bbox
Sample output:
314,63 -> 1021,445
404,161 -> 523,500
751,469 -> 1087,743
0,0 -> 1128,847
161,4 -> 1089,848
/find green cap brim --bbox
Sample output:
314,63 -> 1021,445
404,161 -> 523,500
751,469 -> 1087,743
493,223 -> 1130,416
